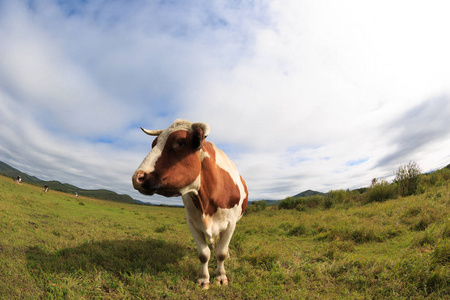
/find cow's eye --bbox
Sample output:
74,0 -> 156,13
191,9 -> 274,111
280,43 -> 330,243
174,139 -> 186,149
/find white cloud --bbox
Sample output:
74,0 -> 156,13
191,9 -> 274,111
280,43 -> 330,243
0,0 -> 449,204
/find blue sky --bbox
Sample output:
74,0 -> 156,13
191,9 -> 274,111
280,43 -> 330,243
1,0 -> 450,205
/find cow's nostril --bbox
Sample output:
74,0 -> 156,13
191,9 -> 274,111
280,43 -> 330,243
134,171 -> 147,184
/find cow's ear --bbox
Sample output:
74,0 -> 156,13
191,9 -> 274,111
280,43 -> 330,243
151,137 -> 158,148
192,123 -> 210,150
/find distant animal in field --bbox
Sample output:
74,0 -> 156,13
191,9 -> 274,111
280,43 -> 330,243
44,185 -> 49,192
16,176 -> 22,184
132,119 -> 248,289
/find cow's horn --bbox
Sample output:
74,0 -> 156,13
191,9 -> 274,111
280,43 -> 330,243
140,127 -> 163,136
193,122 -> 210,138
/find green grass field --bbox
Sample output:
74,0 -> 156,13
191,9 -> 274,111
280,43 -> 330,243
1,174 -> 449,299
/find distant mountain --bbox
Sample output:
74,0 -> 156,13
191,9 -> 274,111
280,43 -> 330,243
0,161 -> 43,183
0,161 -> 135,204
292,189 -> 326,198
257,190 -> 326,207
134,199 -> 184,208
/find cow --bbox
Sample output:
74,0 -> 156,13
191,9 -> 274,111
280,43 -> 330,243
44,185 -> 49,192
132,119 -> 248,289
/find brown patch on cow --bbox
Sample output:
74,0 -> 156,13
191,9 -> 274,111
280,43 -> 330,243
151,130 -> 202,197
196,142 -> 242,216
240,175 -> 248,215
217,253 -> 227,262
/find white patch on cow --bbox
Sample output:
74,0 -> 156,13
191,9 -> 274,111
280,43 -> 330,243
136,143 -> 163,174
182,192 -> 205,236
202,204 -> 242,240
200,149 -> 210,162
182,193 -> 240,242
180,174 -> 201,196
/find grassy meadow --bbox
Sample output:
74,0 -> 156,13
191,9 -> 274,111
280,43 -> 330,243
1,173 -> 449,299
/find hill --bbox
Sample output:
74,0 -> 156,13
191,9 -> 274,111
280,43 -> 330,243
0,161 -> 135,204
262,189 -> 325,206
292,189 -> 326,198
1,173 -> 449,299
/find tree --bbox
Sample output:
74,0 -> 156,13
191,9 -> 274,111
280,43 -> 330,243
394,161 -> 422,196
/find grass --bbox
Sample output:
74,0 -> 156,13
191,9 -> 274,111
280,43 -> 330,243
1,174 -> 450,299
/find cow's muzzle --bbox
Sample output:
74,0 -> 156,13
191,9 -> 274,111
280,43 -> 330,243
132,170 -> 160,195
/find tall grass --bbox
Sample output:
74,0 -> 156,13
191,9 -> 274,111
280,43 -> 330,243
1,173 -> 450,299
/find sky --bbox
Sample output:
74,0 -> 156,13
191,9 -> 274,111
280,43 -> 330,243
1,0 -> 449,205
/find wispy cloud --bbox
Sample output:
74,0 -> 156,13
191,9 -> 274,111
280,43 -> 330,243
1,0 -> 449,204
377,95 -> 450,168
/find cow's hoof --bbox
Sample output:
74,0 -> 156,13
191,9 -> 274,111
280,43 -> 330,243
216,276 -> 228,286
197,279 -> 210,290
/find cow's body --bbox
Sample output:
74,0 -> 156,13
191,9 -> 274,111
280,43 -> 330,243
132,120 -> 248,289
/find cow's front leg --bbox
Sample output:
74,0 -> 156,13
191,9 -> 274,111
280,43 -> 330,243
186,222 -> 211,289
215,222 -> 236,286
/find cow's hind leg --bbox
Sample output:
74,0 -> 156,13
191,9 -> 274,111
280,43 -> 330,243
186,222 -> 211,289
215,222 -> 236,286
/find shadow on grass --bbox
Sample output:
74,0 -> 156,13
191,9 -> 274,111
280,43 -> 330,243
26,238 -> 188,277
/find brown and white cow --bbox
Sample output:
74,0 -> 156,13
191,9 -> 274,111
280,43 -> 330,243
132,119 -> 248,289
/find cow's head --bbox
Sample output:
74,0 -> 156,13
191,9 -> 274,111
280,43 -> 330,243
132,119 -> 210,197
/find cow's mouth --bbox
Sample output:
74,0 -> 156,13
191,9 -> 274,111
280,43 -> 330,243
155,188 -> 182,197
133,180 -> 159,196
137,188 -> 157,196
137,186 -> 181,198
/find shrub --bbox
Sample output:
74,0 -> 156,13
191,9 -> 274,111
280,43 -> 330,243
327,190 -> 348,204
278,197 -> 301,210
296,204 -> 306,212
428,167 -> 450,187
394,161 -> 422,196
366,180 -> 397,203
302,195 -> 325,208
246,200 -> 267,213
279,195 -> 328,210
324,197 -> 334,209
